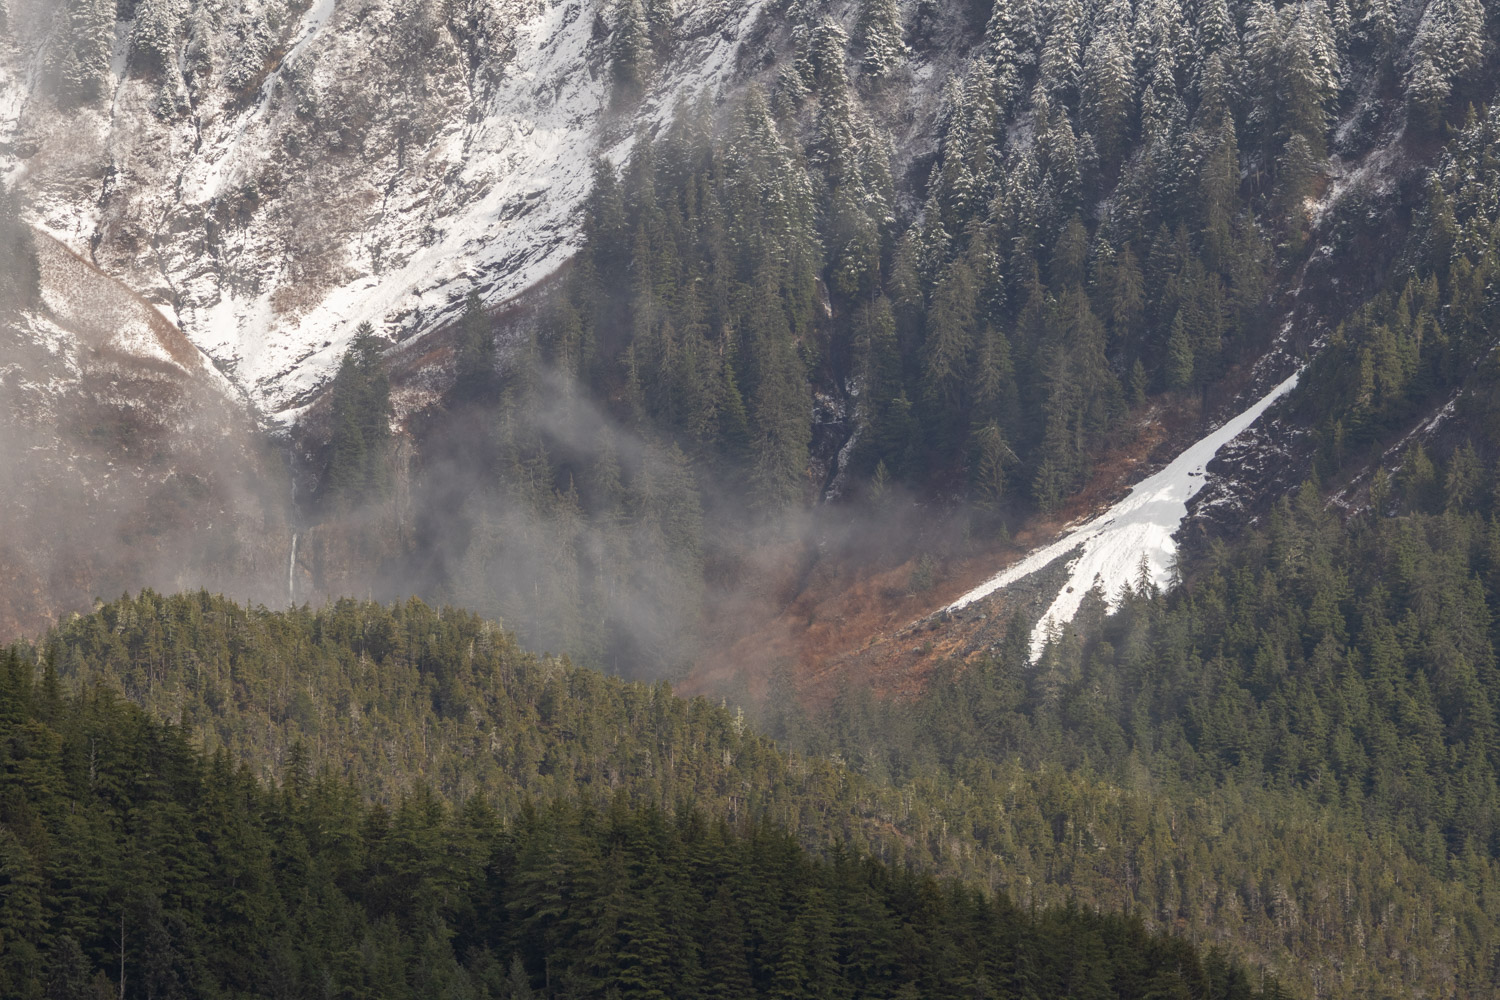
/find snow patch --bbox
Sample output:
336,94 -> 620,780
948,371 -> 1303,660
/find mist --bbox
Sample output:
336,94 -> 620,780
0,201 -> 298,641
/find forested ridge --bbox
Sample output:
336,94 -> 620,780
0,634 -> 1279,1000
311,0 -> 1500,683
9,0 -> 1500,998
5,584 -> 1491,996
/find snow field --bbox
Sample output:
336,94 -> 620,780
947,371 -> 1302,660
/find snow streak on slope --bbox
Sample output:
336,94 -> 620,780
32,231 -> 222,381
5,0 -> 774,420
947,371 -> 1302,660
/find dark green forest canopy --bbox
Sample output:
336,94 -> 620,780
8,0 -> 1500,997
9,573 -> 1498,998
0,643 -> 1278,1000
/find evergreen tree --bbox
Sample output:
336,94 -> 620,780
453,291 -> 497,401
324,323 -> 392,506
131,0 -> 186,76
1082,28 -> 1133,168
611,0 -> 655,106
1165,313 -> 1195,388
1405,0 -> 1486,129
854,0 -> 907,81
1037,0 -> 1083,104
56,0 -> 114,105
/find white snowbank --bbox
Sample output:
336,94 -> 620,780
947,371 -> 1302,660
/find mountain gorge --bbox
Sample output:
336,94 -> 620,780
3,0 -> 1500,996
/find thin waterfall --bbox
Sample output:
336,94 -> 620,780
288,533 -> 298,605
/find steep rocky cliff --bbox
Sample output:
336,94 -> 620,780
1,0 -> 958,416
0,227 -> 292,639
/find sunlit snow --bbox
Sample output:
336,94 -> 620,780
947,372 -> 1302,660
3,0 -> 775,420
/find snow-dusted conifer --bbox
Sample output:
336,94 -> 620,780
1405,0 -> 1485,127
1356,0 -> 1398,56
1284,1 -> 1340,148
60,0 -> 114,104
828,187 -> 882,296
913,173 -> 954,283
1132,0 -> 1189,87
645,0 -> 675,59
984,0 -> 1040,110
807,18 -> 850,93
611,0 -> 655,106
855,0 -> 907,81
812,85 -> 863,191
1246,1 -> 1338,151
1194,0 -> 1237,57
1043,108 -> 1082,214
1328,0 -> 1353,47
986,0 -> 1040,64
1139,58 -> 1180,142
1038,0 -> 1082,103
132,0 -> 186,75
1082,28 -> 1133,165
726,88 -> 820,325
1405,50 -> 1452,126
1275,130 -> 1321,223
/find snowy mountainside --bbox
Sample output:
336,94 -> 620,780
0,0 -> 827,418
0,224 -> 292,640
32,231 -> 224,378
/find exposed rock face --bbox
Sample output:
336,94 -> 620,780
0,231 -> 292,641
2,0 -> 789,417
0,0 -> 980,640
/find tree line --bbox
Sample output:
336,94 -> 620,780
0,638 -> 1281,1000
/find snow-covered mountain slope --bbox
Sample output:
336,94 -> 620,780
32,231 -> 226,378
1,0 -> 789,418
947,371 -> 1302,660
0,224 -> 291,640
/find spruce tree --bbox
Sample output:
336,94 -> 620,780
1166,313 -> 1195,388
611,0 -> 655,107
324,323 -> 392,506
1082,29 -> 1133,168
59,0 -> 114,105
748,279 -> 811,511
854,0 -> 907,81
453,291 -> 497,400
131,0 -> 186,76
1405,0 -> 1485,129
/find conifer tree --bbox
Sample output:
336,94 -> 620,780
748,280 -> 811,510
1038,0 -> 1083,105
971,420 -> 1015,509
854,0 -> 907,82
132,0 -> 186,76
1166,313 -> 1195,388
1082,29 -> 1133,168
1405,0 -> 1485,128
922,258 -> 978,450
325,323 -> 392,506
984,0 -> 1040,111
453,291 -> 497,400
58,0 -> 114,104
807,19 -> 851,95
611,0 -> 655,107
